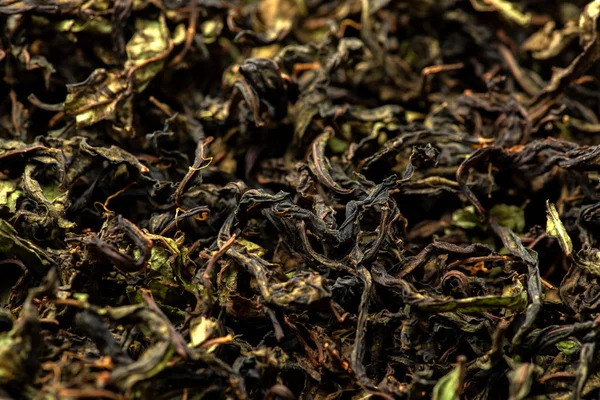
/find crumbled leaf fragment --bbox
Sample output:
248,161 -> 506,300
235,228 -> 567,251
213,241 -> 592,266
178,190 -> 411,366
556,339 -> 582,356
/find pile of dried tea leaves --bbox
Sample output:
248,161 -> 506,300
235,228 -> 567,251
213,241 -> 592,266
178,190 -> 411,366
1,0 -> 600,399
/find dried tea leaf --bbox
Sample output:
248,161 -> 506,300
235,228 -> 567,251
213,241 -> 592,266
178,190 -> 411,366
234,0 -> 299,45
530,1 -> 600,116
308,129 -> 352,194
452,204 -> 524,232
101,301 -> 180,391
236,238 -> 266,257
490,204 -> 525,233
521,21 -> 579,59
0,270 -> 55,386
432,356 -> 465,400
470,0 -> 532,26
0,220 -> 54,276
5,0 -> 600,398
452,205 -> 480,229
21,163 -> 75,230
64,15 -> 171,128
10,45 -> 55,89
268,272 -> 331,307
55,16 -> 113,35
415,278 -> 528,313
0,181 -> 23,213
125,15 -> 172,91
546,201 -> 573,257
64,69 -> 129,128
507,363 -> 539,400
556,339 -> 582,356
189,316 -> 218,347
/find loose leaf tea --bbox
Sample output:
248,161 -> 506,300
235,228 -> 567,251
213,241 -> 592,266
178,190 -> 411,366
1,0 -> 600,399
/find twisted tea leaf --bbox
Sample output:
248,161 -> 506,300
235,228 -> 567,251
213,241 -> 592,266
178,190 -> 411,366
4,0 -> 600,399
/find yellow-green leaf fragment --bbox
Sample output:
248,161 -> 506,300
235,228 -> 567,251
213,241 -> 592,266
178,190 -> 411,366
432,357 -> 465,400
41,181 -> 62,203
328,136 -> 349,154
453,204 -> 525,232
546,201 -> 573,257
452,205 -> 479,229
147,246 -> 173,277
125,15 -> 172,92
189,316 -> 218,347
172,23 -> 186,45
490,204 -> 526,233
55,16 -> 113,35
556,339 -> 582,356
470,0 -> 532,26
201,19 -> 224,44
417,283 -> 527,313
237,238 -> 267,257
258,0 -> 296,40
0,181 -> 22,213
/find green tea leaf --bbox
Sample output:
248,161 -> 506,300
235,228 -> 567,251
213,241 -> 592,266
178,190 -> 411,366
490,204 -> 525,232
328,136 -> 349,154
546,201 -> 573,257
432,356 -> 465,400
556,339 -> 582,356
452,205 -> 480,229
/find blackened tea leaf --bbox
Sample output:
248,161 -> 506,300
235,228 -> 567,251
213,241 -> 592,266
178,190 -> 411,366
308,129 -> 353,194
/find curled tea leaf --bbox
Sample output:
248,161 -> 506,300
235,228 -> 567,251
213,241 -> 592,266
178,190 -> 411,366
308,129 -> 353,194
